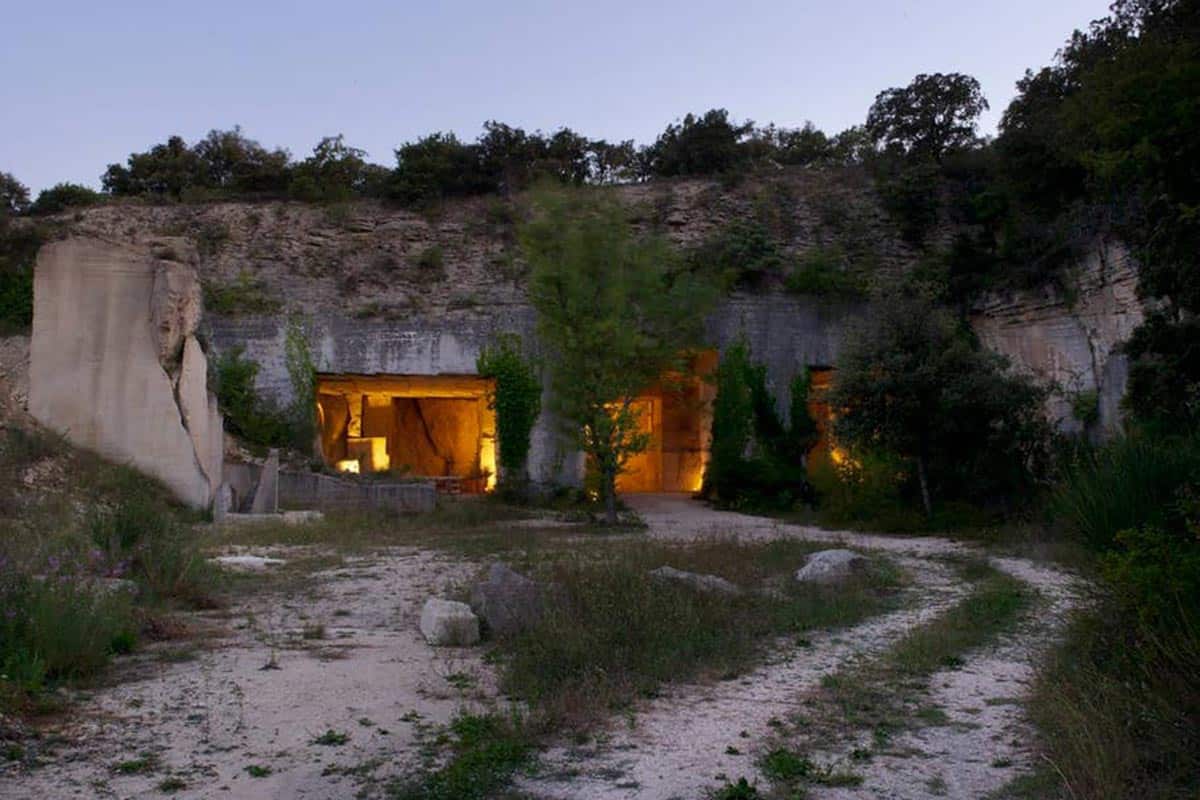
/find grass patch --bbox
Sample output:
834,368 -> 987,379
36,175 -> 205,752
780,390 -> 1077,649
0,427 -> 218,715
389,712 -> 534,800
202,270 -> 282,315
1025,601 -> 1200,800
313,729 -> 349,746
497,539 -> 903,728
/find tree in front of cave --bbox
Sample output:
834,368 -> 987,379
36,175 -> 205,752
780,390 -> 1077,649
477,334 -> 541,493
521,185 -> 714,524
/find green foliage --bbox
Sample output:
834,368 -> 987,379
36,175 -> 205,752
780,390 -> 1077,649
411,244 -> 445,278
1070,389 -> 1100,427
86,497 -> 219,608
702,341 -> 816,510
390,712 -> 534,800
1030,594 -> 1200,800
0,172 -> 30,216
0,222 -> 44,333
688,220 -> 783,288
213,347 -> 294,449
1123,312 -> 1200,431
103,128 -> 290,199
522,185 -> 715,523
1052,431 -> 1200,551
785,244 -> 866,296
807,449 -> 916,530
476,336 -> 541,487
284,316 -> 317,454
831,290 -> 1050,515
28,183 -> 102,216
289,134 -> 385,203
711,778 -> 761,799
640,109 -> 754,177
866,72 -> 989,161
497,540 -> 899,727
202,271 -> 282,315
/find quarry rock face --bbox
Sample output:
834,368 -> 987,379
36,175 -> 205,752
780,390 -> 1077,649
794,549 -> 867,584
970,240 -> 1142,435
469,562 -> 547,638
28,237 -> 222,509
419,598 -> 480,646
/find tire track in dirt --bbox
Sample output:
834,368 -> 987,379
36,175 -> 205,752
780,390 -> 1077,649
521,495 -> 1083,800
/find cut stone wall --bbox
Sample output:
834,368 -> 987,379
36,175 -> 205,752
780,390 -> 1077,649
29,237 -> 222,508
970,240 -> 1142,435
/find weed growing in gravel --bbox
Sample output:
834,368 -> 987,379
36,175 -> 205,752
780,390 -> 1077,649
389,712 -> 534,800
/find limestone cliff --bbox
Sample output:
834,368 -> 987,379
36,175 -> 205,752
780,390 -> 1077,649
970,239 -> 1142,435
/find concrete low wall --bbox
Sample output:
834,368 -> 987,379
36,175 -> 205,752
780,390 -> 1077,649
278,470 -> 437,514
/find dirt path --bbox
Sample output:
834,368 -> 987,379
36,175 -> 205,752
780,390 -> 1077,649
521,494 -> 1085,800
0,548 -> 500,800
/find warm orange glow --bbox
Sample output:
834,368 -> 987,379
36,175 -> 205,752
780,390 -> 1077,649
336,459 -> 360,474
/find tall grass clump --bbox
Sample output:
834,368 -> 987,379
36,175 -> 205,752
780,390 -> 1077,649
1051,431 -> 1200,549
1031,429 -> 1200,799
0,426 -> 219,713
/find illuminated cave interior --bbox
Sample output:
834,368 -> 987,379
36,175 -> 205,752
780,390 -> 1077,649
615,350 -> 718,494
316,374 -> 496,492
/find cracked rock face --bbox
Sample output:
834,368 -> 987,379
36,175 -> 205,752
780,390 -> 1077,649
28,237 -> 222,509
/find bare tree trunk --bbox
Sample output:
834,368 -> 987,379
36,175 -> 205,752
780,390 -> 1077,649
916,453 -> 932,519
603,469 -> 618,526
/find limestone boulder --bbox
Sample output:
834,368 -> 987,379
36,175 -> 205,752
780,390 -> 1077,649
794,549 -> 867,584
469,562 -> 547,638
28,238 -> 215,508
419,598 -> 480,646
649,565 -> 741,595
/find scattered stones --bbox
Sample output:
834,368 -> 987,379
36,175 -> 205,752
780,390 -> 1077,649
794,549 -> 867,584
419,598 -> 480,646
649,565 -> 741,595
469,563 -> 546,638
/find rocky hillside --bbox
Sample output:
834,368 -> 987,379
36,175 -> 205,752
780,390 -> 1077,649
30,166 -> 915,319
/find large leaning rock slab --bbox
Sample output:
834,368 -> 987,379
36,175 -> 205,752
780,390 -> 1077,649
28,238 -> 213,508
419,598 -> 480,646
469,562 -> 547,638
177,335 -> 223,491
794,549 -> 867,584
649,565 -> 741,595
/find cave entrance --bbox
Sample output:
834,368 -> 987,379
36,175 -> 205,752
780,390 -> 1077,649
615,350 -> 718,494
315,374 -> 496,493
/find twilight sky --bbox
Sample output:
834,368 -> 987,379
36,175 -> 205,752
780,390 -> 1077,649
3,0 -> 1115,194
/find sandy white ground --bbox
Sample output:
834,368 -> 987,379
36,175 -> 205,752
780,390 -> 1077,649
1,496 -> 1081,800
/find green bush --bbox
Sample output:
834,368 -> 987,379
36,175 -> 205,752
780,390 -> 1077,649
702,342 -> 815,510
0,573 -> 137,694
202,271 -> 282,315
213,347 -> 295,449
0,223 -> 44,333
785,244 -> 866,296
86,497 -> 219,608
28,183 -> 103,216
1052,431 -> 1200,550
476,336 -> 541,490
688,220 -> 783,288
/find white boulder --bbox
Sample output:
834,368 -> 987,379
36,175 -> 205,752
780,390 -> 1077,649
794,549 -> 867,584
649,565 -> 741,595
419,598 -> 480,646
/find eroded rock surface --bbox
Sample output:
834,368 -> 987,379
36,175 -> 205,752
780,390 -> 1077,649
793,548 -> 866,583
